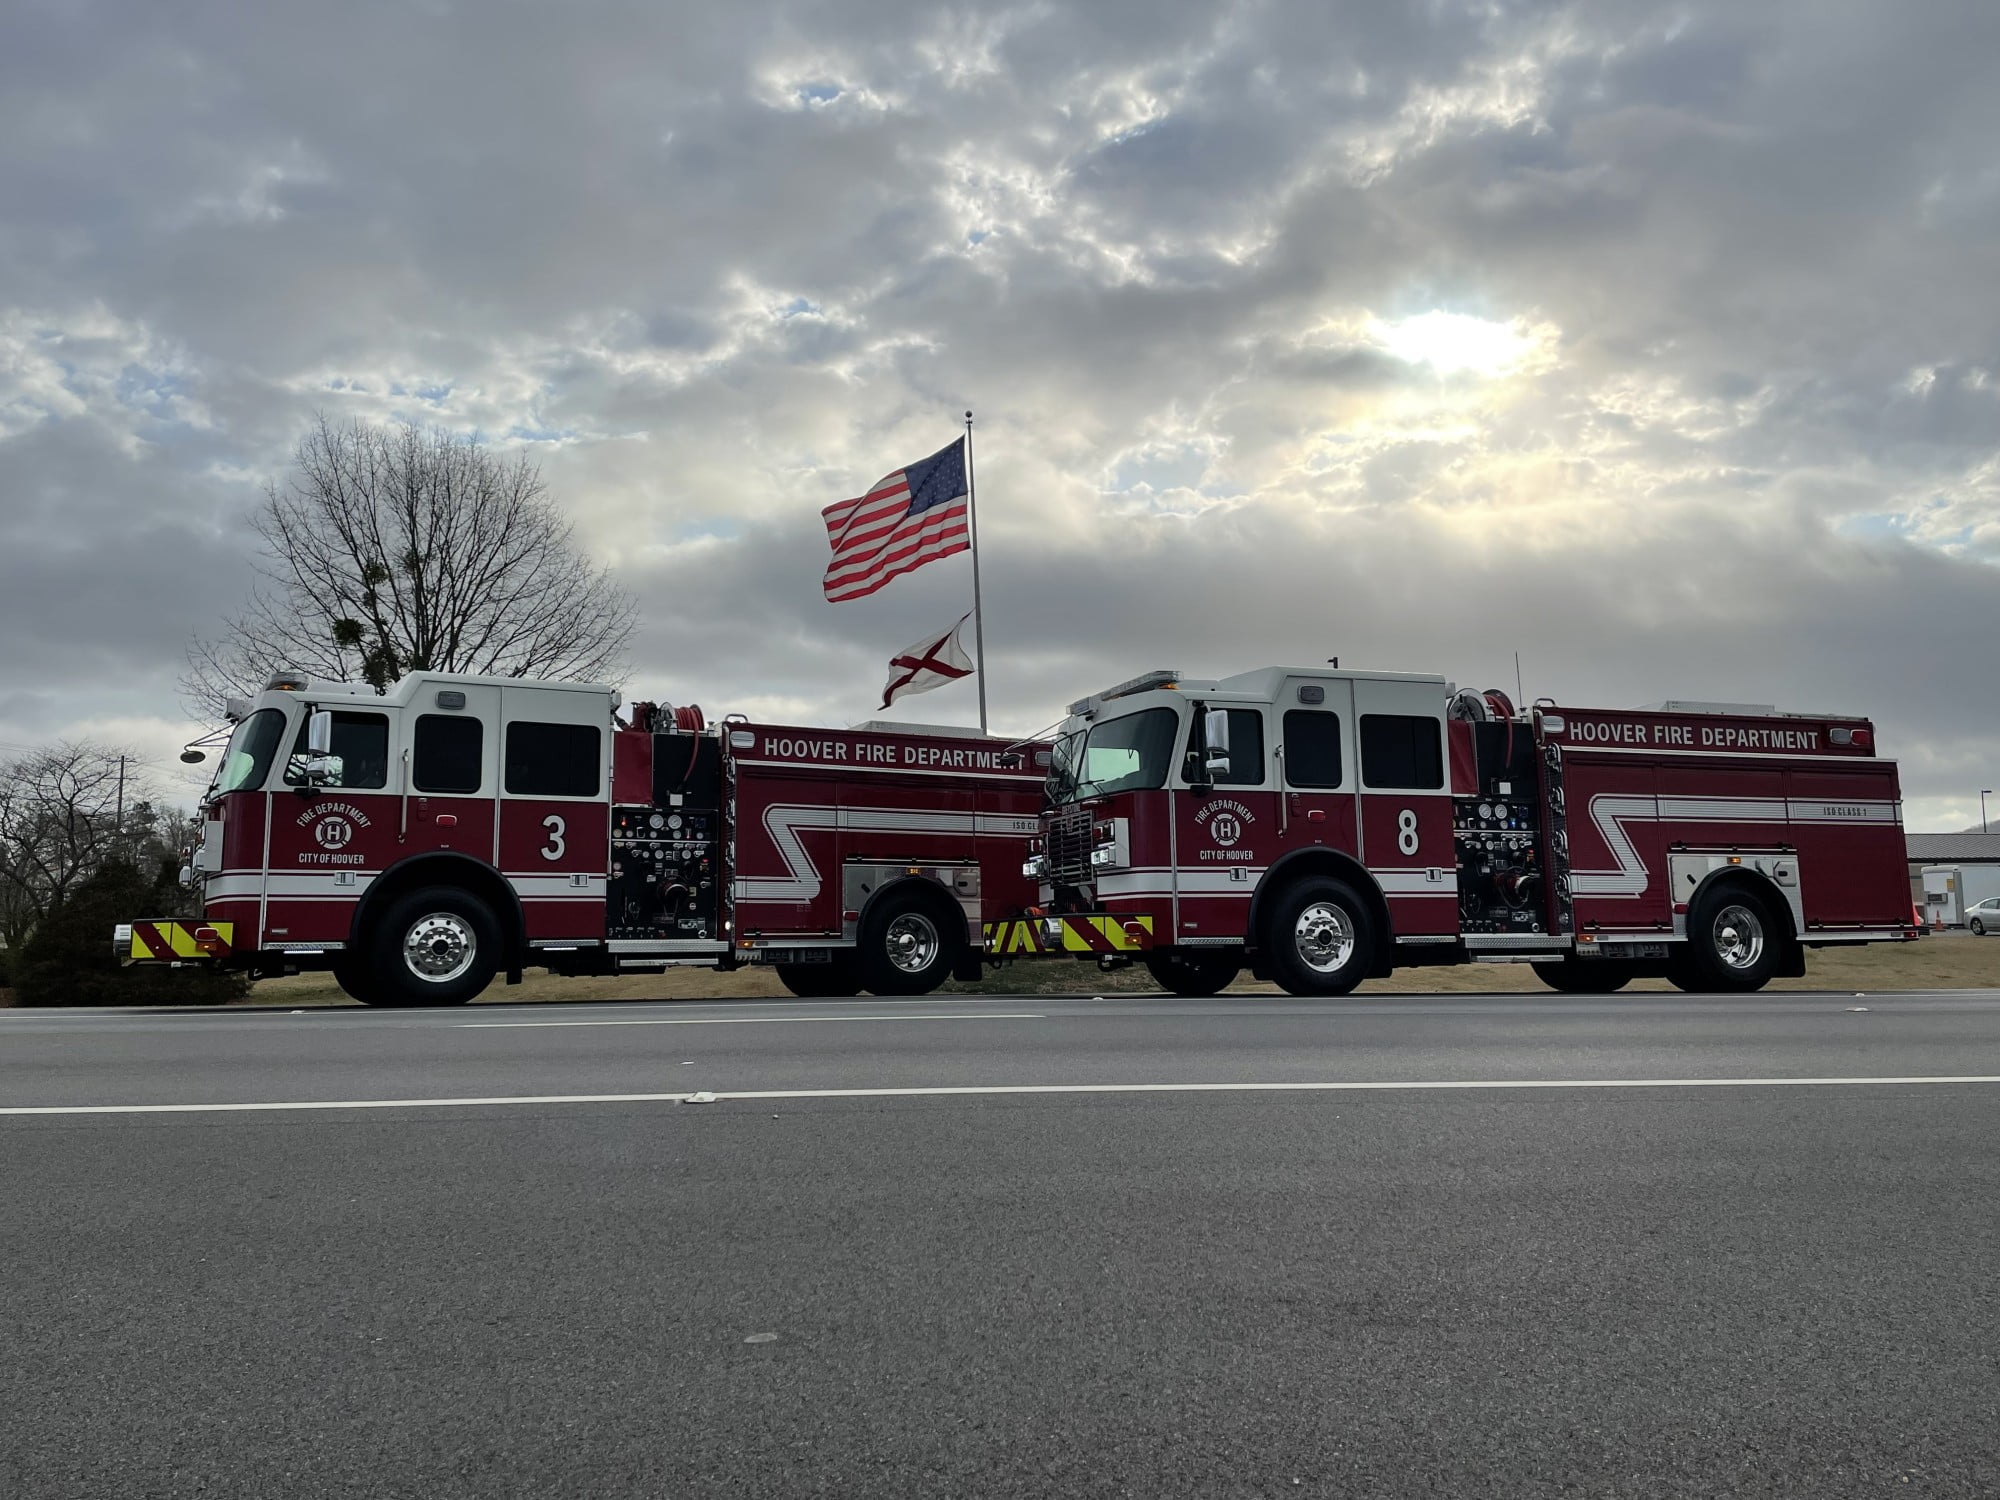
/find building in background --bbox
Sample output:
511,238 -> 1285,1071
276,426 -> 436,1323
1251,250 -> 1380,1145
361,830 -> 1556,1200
1906,833 -> 2000,924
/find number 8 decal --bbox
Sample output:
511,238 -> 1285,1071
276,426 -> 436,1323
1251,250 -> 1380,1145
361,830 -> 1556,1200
1397,808 -> 1420,856
541,814 -> 567,862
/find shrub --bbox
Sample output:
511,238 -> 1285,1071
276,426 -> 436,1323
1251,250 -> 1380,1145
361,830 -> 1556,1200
12,859 -> 248,1007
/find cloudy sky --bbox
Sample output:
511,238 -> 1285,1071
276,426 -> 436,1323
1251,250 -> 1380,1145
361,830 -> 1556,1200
3,0 -> 1996,827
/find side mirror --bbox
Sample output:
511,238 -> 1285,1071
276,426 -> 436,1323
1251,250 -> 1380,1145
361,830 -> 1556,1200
304,754 -> 344,788
1202,708 -> 1232,777
223,696 -> 253,722
307,709 -> 334,756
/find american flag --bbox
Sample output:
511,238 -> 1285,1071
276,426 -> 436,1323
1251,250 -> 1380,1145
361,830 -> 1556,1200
821,437 -> 969,602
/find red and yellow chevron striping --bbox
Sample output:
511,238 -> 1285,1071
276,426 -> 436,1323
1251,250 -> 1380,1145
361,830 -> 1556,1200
126,920 -> 235,963
982,913 -> 1155,956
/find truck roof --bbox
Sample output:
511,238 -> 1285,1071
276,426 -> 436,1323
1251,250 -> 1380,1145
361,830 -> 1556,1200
847,719 -> 1010,741
1069,665 -> 1449,717
280,670 -> 617,704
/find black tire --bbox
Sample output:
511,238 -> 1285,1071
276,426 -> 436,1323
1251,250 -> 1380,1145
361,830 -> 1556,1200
856,886 -> 961,996
1973,918 -> 1987,937
361,885 -> 502,1007
1262,878 -> 1376,997
1532,959 -> 1632,994
331,954 -> 370,1004
1144,949 -> 1242,997
775,956 -> 863,998
1674,884 -> 1783,993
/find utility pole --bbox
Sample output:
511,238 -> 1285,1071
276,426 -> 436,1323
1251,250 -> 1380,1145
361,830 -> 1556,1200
1982,789 -> 1992,834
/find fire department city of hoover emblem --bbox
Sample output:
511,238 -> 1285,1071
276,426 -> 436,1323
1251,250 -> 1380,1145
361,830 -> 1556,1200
1195,798 -> 1255,853
314,815 -> 354,851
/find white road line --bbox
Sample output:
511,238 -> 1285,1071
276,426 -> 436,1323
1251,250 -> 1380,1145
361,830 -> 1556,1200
456,1013 -> 1045,1029
6,1076 -> 2000,1116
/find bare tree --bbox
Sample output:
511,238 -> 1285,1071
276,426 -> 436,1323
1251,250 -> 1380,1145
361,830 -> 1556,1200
0,742 -> 134,949
186,416 -> 636,711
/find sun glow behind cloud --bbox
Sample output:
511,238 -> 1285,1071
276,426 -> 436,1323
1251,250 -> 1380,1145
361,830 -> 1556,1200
1371,311 -> 1554,378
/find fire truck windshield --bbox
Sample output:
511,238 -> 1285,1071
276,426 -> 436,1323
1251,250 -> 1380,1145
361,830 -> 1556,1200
1046,707 -> 1179,804
211,708 -> 288,795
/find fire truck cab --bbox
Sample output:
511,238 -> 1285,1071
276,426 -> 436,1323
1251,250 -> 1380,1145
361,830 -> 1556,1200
1009,666 -> 1913,996
127,670 -> 1045,1005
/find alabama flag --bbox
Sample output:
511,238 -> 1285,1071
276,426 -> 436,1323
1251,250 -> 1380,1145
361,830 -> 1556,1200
881,613 -> 974,709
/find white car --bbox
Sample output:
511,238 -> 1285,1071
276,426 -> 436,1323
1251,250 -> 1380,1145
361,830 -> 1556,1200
1969,897 -> 2000,937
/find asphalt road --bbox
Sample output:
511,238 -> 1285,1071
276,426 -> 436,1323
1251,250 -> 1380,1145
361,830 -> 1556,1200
4,989 -> 1999,1498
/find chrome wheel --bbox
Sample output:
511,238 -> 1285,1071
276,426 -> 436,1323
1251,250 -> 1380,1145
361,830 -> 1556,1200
403,912 -> 477,984
883,912 -> 941,974
1711,903 -> 1765,971
1294,901 -> 1356,974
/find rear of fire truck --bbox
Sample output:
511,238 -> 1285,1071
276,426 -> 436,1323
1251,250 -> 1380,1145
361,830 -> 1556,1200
1003,666 -> 1916,997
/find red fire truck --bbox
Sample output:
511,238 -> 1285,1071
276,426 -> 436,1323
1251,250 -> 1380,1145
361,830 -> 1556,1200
119,671 -> 1044,1005
992,666 -> 1915,996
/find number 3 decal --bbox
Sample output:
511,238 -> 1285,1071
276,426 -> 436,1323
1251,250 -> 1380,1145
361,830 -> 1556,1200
541,814 -> 566,862
1397,808 -> 1420,856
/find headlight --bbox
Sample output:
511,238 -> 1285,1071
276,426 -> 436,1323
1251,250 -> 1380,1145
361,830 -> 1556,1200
1089,818 -> 1127,870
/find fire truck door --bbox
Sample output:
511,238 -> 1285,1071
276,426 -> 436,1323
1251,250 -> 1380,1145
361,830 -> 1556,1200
1171,704 -> 1277,942
1351,678 -> 1456,938
401,681 -> 500,862
498,686 -> 610,941
1274,677 -> 1359,862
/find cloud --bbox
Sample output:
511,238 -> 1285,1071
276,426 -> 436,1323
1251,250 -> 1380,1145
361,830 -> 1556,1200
1,0 -> 1996,830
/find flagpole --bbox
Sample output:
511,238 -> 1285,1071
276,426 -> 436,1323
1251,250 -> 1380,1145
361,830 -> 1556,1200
963,409 -> 989,733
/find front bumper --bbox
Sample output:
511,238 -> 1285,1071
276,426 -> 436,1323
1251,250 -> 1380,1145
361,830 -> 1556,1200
114,920 -> 236,965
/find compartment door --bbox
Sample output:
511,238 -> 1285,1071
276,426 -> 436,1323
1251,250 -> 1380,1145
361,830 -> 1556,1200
1351,679 -> 1456,937
499,687 -> 609,942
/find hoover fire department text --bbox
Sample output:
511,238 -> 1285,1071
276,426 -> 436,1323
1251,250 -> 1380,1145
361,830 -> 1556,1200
1565,719 -> 1823,751
758,734 -> 1011,770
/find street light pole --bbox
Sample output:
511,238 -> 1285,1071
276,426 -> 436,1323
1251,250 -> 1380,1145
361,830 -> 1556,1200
1982,789 -> 1993,834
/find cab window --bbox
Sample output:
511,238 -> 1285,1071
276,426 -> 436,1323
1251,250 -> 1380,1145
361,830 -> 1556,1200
1072,708 -> 1179,799
212,709 -> 287,794
1191,709 -> 1265,786
1360,714 -> 1443,789
285,711 -> 391,789
504,721 -> 601,798
413,714 -> 483,794
1283,710 -> 1343,789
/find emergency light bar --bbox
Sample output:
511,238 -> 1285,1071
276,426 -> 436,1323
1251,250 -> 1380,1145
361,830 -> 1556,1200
1069,669 -> 1180,716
